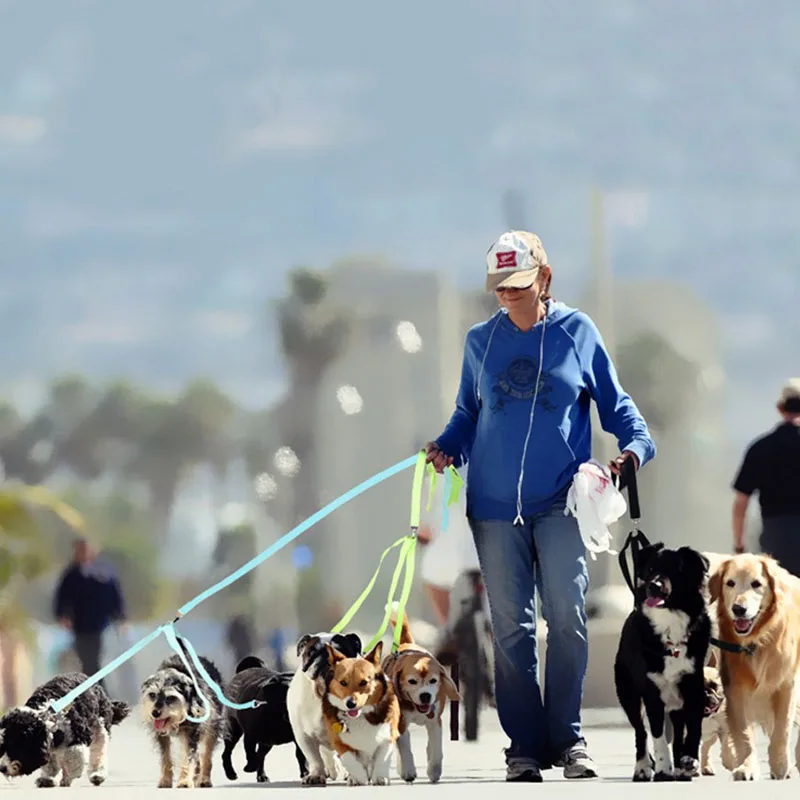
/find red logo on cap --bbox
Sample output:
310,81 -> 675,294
495,251 -> 517,269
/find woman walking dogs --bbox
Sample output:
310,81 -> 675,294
426,231 -> 656,782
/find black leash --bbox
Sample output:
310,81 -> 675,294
616,458 -> 651,598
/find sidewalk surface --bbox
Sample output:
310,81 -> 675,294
2,708 -> 793,797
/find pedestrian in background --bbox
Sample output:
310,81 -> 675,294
732,378 -> 800,575
53,537 -> 127,688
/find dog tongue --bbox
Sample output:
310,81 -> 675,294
347,709 -> 360,718
417,704 -> 430,714
644,597 -> 664,608
734,618 -> 751,633
153,718 -> 167,730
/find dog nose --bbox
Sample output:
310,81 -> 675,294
151,708 -> 161,718
0,765 -> 7,774
419,692 -> 431,704
732,604 -> 747,618
346,698 -> 357,710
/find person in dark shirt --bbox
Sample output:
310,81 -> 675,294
53,537 -> 127,687
732,378 -> 800,574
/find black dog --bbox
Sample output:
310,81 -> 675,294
0,673 -> 130,786
221,655 -> 307,783
614,543 -> 711,782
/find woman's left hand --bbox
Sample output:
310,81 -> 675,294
608,450 -> 640,476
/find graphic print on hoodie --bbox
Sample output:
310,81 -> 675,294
435,300 -> 656,522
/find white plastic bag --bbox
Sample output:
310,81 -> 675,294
565,460 -> 627,560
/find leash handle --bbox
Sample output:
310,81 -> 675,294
619,456 -> 641,521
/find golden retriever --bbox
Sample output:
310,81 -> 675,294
709,553 -> 800,781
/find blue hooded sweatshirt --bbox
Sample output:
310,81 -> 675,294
435,300 -> 656,522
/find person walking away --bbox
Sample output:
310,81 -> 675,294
53,537 -> 127,688
425,231 -> 656,782
731,378 -> 800,574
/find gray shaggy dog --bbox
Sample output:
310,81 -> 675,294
140,647 -> 225,788
0,672 -> 130,786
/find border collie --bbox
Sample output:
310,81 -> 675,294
614,543 -> 711,782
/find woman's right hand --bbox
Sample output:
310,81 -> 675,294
425,441 -> 453,473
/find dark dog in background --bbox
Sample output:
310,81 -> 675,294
221,655 -> 307,783
0,672 -> 129,786
614,543 -> 711,782
140,651 -> 225,788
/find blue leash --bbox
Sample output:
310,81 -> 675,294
49,453 -> 420,716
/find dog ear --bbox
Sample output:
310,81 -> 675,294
365,641 -> 383,666
762,556 -> 791,606
325,643 -> 346,665
677,546 -> 710,586
708,560 -> 730,604
296,634 -> 314,658
343,633 -> 362,657
440,669 -> 461,703
187,685 -> 207,719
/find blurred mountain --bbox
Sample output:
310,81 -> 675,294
1,0 -> 798,449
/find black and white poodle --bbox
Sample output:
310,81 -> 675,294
0,672 -> 130,787
140,650 -> 225,788
221,655 -> 308,783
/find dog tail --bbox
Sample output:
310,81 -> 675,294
387,601 -> 414,645
111,700 -> 131,726
235,655 -> 265,673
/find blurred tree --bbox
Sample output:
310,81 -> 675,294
616,332 -> 699,433
276,267 -> 351,631
0,482 -> 86,706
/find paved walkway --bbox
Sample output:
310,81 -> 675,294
2,709 -> 793,796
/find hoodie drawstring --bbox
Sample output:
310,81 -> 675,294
514,307 -> 548,526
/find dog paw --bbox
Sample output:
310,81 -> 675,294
733,768 -> 755,781
243,762 -> 256,773
302,773 -> 327,786
35,777 -> 56,788
702,765 -> 715,776
89,772 -> 107,786
256,772 -> 270,784
198,780 -> 212,788
400,769 -> 417,783
224,768 -> 237,781
176,780 -> 193,788
676,757 -> 698,781
372,776 -> 390,786
347,775 -> 367,786
427,762 -> 442,784
653,771 -> 674,782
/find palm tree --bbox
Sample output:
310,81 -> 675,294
0,480 -> 86,708
276,267 -> 351,631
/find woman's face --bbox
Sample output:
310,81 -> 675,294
495,268 -> 550,311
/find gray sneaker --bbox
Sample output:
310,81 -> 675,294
506,760 -> 543,783
558,745 -> 598,779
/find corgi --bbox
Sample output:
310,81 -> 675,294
322,641 -> 400,786
382,609 -> 459,783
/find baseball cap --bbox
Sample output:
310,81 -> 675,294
485,230 -> 548,293
778,378 -> 800,411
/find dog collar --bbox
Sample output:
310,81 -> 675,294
710,636 -> 756,656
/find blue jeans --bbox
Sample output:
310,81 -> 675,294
470,502 -> 589,766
